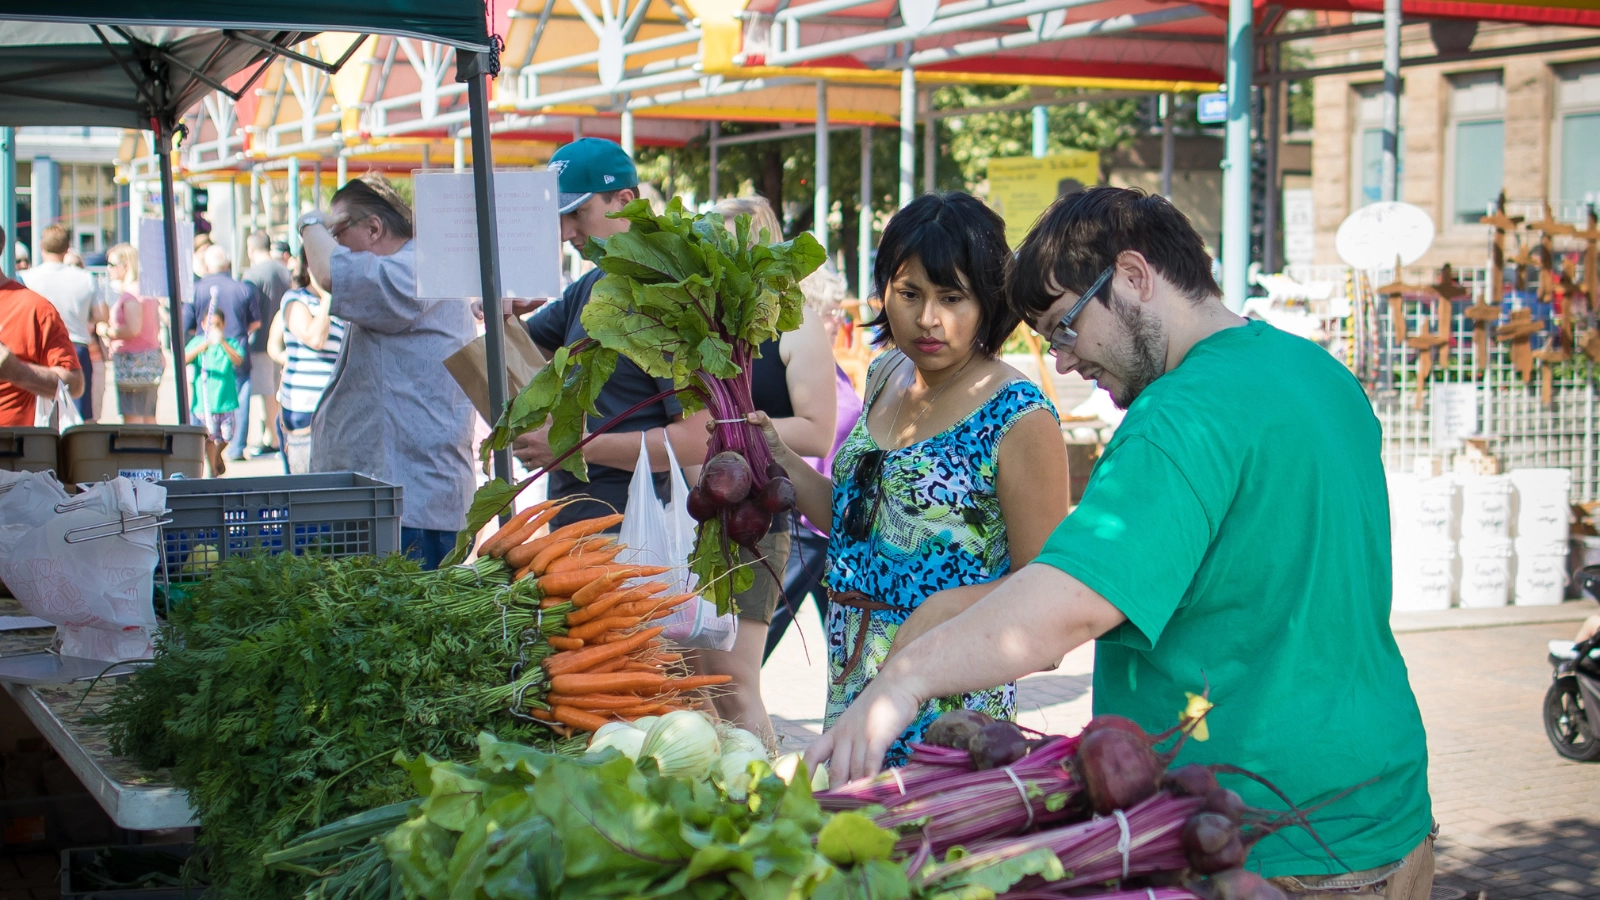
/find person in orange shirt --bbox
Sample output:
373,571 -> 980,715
0,227 -> 83,427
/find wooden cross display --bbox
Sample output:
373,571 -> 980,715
1532,324 -> 1572,407
1464,299 -> 1502,375
1527,201 -> 1574,306
1480,192 -> 1523,308
1581,327 -> 1600,366
1375,255 -> 1438,344
1495,308 -> 1546,383
1570,205 -> 1600,309
1435,263 -> 1470,303
1405,317 -> 1451,409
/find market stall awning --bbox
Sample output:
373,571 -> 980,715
0,3 -> 491,129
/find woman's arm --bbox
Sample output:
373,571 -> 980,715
266,311 -> 289,368
101,296 -> 141,341
883,407 -> 1070,660
284,298 -> 333,351
746,410 -> 834,529
768,311 -> 838,457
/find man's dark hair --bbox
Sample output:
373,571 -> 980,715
331,172 -> 413,240
1007,186 -> 1219,325
246,231 -> 271,253
866,191 -> 1016,357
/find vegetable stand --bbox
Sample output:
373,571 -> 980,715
0,597 -> 196,832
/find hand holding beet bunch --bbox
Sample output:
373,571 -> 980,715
450,198 -> 824,604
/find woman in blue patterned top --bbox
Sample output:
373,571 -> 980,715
748,192 -> 1071,765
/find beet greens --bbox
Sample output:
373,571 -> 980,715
447,198 -> 824,611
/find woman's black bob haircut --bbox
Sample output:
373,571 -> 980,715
865,191 -> 1018,357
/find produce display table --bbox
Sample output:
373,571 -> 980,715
0,599 -> 196,831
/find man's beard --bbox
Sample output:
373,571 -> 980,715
1104,297 -> 1167,409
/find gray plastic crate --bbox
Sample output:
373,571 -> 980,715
157,473 -> 403,584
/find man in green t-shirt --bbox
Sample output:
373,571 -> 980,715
809,187 -> 1433,898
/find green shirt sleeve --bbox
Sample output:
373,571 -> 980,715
1033,435 -> 1215,651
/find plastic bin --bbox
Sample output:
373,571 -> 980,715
61,844 -> 208,899
0,427 -> 57,475
156,473 -> 403,585
1458,537 -> 1513,608
59,425 -> 207,484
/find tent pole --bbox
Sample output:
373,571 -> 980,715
708,122 -> 719,202
815,81 -> 829,255
1263,45 -> 1281,274
157,121 -> 190,426
1160,93 -> 1175,199
336,154 -> 348,188
288,156 -> 302,255
922,88 -> 935,194
0,127 -> 14,278
1380,0 -> 1400,202
899,62 -> 914,209
1221,0 -> 1252,311
859,126 -> 872,302
463,52 -> 512,488
1032,105 -> 1046,158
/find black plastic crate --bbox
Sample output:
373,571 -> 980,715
157,473 -> 402,584
61,845 -> 208,899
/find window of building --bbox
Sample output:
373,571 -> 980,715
1555,61 -> 1600,207
1351,82 -> 1405,209
1446,71 -> 1505,225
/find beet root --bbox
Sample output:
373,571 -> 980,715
1182,812 -> 1246,873
923,710 -> 993,751
702,451 -> 754,506
686,486 -> 717,523
1082,714 -> 1152,742
767,461 -> 789,480
726,500 -> 773,547
968,721 -> 1028,770
1164,764 -> 1221,798
1075,727 -> 1162,815
756,476 -> 797,514
1202,787 -> 1247,823
1200,868 -> 1286,900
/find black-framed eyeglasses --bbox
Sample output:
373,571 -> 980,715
1045,264 -> 1116,358
841,448 -> 888,542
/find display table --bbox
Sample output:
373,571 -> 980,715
0,599 -> 196,831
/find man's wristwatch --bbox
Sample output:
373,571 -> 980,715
297,212 -> 325,232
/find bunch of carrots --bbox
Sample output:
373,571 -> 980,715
476,500 -> 733,736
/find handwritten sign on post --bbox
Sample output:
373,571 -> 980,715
137,217 -> 195,303
414,170 -> 562,301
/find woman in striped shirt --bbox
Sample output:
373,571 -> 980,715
271,254 -> 345,473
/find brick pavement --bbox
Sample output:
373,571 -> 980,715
761,607 -> 1600,898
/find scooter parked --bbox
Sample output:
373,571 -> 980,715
1544,565 -> 1600,761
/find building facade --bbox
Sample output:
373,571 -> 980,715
1310,22 -> 1600,269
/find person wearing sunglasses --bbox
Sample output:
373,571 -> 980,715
805,187 -> 1434,900
746,191 -> 1070,766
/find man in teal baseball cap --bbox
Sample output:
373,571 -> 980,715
517,138 -> 712,532
550,137 -> 640,249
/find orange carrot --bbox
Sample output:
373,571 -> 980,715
569,571 -> 632,608
552,706 -> 611,732
545,543 -> 626,576
548,636 -> 584,651
517,514 -> 625,563
549,671 -> 669,695
513,563 -> 533,582
529,707 -> 555,721
614,703 -> 673,717
589,657 -> 630,674
479,504 -> 540,557
544,626 -> 664,676
546,693 -> 644,710
535,568 -> 614,597
494,503 -> 571,560
565,590 -> 635,627
567,615 -> 642,643
526,537 -> 581,574
539,596 -> 571,609
644,675 -> 732,694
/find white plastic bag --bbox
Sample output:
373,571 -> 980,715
31,379 -> 83,432
0,472 -> 163,661
617,434 -> 738,651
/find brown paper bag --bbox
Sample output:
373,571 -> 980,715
445,322 -> 548,423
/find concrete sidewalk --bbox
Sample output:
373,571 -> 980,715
1392,599 -> 1596,634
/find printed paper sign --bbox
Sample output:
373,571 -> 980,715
413,171 -> 562,301
1430,382 -> 1479,448
987,151 -> 1100,246
138,218 -> 195,303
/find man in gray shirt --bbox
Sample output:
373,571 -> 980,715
242,231 -> 292,455
298,173 -> 475,569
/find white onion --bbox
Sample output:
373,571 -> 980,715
639,711 -> 721,780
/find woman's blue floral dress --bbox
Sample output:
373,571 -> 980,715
824,352 -> 1058,765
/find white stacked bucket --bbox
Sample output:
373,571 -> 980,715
1389,474 -> 1458,611
1457,475 -> 1514,608
1510,468 -> 1572,606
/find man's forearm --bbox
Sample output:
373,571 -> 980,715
882,563 -> 1126,705
0,350 -> 73,398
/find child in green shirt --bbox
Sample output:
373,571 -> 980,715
185,308 -> 244,476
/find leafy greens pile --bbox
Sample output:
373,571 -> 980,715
269,731 -> 911,900
452,198 -> 825,612
97,553 -> 581,900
